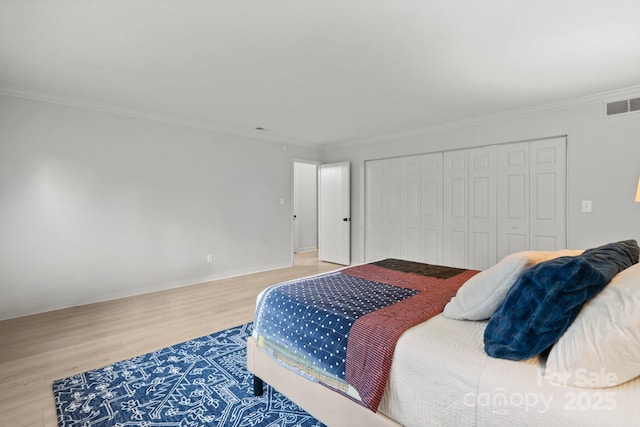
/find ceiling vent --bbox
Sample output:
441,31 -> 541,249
606,97 -> 640,116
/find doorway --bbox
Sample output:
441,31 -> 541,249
293,161 -> 318,254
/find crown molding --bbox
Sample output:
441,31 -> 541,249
0,84 -> 318,149
3,83 -> 639,150
325,85 -> 640,149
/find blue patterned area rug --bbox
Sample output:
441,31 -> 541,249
53,323 -> 324,427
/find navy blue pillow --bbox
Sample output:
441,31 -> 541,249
484,239 -> 639,360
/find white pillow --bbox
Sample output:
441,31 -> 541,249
443,249 -> 583,321
545,262 -> 640,388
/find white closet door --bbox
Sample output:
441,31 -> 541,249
366,157 -> 422,262
468,146 -> 497,270
497,137 -> 567,259
530,138 -> 566,251
444,150 -> 468,268
382,158 -> 404,259
420,153 -> 443,264
365,160 -> 384,262
365,137 -> 566,267
497,142 -> 530,260
405,156 -> 421,261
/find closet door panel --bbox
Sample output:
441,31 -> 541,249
444,150 -> 468,268
468,146 -> 497,270
497,142 -> 530,260
365,160 -> 384,262
530,138 -> 566,251
382,158 -> 403,259
405,157 -> 421,261
421,153 -> 443,264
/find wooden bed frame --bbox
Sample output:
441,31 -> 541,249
246,336 -> 402,427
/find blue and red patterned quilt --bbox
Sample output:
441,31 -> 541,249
253,259 -> 478,411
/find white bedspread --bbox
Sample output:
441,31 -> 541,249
379,315 -> 487,426
378,314 -> 640,426
478,347 -> 640,426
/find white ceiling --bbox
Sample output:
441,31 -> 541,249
2,0 -> 640,147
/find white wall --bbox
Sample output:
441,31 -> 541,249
0,94 -> 322,320
323,91 -> 640,264
3,89 -> 639,320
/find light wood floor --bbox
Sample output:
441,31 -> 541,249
0,251 -> 340,427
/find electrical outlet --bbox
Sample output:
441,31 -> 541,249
581,200 -> 592,213
206,254 -> 213,263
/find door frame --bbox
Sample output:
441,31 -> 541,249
291,159 -> 320,263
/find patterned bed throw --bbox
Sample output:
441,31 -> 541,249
253,259 -> 478,411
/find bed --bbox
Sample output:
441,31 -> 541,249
247,240 -> 640,426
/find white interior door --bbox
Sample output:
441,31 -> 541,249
318,162 -> 351,265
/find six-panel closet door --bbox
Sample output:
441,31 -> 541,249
443,146 -> 498,270
496,138 -> 567,260
365,156 -> 423,262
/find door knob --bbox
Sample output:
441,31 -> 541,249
343,218 -> 350,222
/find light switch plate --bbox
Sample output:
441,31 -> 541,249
581,200 -> 592,213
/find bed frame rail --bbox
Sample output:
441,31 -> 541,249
246,336 -> 402,427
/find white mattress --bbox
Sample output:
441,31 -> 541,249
378,314 -> 640,426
